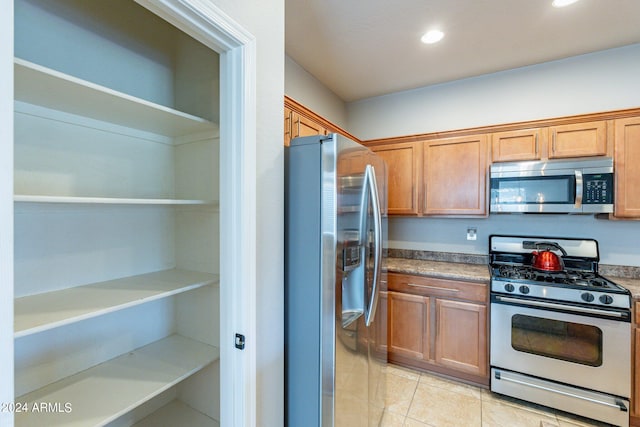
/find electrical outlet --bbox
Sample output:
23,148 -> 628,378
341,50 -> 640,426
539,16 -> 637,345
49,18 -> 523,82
467,227 -> 477,241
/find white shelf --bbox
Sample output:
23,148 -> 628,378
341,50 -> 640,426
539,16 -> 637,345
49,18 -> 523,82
14,195 -> 218,206
133,400 -> 219,427
15,269 -> 219,338
14,58 -> 218,138
16,335 -> 219,427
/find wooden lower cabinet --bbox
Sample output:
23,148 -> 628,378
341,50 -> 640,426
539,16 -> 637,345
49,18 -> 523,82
386,272 -> 489,385
435,299 -> 487,377
388,291 -> 429,360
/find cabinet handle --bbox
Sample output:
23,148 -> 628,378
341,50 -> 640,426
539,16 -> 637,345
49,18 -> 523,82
534,134 -> 538,154
552,131 -> 556,153
408,283 -> 460,292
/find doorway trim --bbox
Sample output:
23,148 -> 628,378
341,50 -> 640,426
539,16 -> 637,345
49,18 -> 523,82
134,1 -> 257,425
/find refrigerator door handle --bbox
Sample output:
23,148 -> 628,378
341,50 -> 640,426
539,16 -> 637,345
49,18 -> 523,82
364,164 -> 382,327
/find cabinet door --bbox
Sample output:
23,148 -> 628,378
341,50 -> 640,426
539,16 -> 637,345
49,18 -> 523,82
388,291 -> 429,361
614,117 -> 640,218
423,135 -> 488,215
435,299 -> 487,377
284,106 -> 292,146
291,111 -> 327,139
375,291 -> 388,355
491,128 -> 543,162
371,142 -> 421,215
549,121 -> 607,159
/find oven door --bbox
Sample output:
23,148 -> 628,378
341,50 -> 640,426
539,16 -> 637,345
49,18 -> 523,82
490,294 -> 631,398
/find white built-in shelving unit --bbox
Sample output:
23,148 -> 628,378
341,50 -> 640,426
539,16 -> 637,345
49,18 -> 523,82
16,335 -> 219,427
15,269 -> 219,338
13,0 -> 222,424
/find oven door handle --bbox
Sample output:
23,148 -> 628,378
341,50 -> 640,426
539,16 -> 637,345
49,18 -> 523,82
494,371 -> 628,412
494,295 -> 626,319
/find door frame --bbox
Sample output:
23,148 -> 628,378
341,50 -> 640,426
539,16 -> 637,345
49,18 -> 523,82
0,0 -> 14,425
133,1 -> 257,425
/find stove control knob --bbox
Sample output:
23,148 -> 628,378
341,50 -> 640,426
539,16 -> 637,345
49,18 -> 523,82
518,285 -> 530,295
581,292 -> 595,303
599,294 -> 614,305
504,284 -> 515,293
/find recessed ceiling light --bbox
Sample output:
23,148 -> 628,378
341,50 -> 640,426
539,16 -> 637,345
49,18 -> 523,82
552,0 -> 580,7
421,30 -> 444,44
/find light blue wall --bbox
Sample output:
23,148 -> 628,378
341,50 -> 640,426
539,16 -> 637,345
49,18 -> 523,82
347,44 -> 640,140
346,44 -> 640,266
285,55 -> 348,129
390,215 -> 640,266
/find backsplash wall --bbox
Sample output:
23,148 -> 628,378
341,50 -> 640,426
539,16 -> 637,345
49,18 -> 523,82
389,215 -> 640,267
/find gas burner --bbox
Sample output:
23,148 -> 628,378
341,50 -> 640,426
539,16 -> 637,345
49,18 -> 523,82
565,271 -> 582,281
497,265 -> 537,280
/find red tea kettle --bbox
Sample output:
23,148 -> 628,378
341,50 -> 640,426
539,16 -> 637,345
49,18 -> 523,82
531,242 -> 567,272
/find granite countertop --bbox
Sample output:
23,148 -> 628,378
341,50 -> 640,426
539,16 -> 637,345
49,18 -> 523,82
609,277 -> 640,300
386,257 -> 490,284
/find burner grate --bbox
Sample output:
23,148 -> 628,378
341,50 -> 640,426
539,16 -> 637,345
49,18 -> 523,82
492,264 -> 613,288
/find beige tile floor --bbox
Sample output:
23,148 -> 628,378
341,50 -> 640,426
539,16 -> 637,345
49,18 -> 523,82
380,364 -> 614,427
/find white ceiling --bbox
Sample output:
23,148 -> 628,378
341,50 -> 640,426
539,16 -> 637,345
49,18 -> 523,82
285,0 -> 640,102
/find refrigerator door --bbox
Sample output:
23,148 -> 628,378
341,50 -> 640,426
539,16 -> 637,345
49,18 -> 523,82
285,134 -> 386,427
361,164 -> 383,327
335,138 -> 387,427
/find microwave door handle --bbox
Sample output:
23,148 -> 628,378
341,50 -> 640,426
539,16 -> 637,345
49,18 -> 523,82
574,170 -> 583,208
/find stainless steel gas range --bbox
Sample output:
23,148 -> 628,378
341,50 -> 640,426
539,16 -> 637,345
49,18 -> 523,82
489,235 -> 632,427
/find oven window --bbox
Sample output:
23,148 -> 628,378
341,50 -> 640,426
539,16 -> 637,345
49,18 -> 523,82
511,315 -> 603,367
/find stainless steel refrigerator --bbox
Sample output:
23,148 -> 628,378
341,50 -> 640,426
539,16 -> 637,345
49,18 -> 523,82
285,133 -> 388,426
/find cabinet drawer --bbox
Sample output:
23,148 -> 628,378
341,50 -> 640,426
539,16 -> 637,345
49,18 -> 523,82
388,272 -> 487,303
635,301 -> 640,325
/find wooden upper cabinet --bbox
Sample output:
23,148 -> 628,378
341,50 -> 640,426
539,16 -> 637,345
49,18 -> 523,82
371,142 -> 421,215
423,135 -> 488,215
614,116 -> 640,218
491,128 -> 543,162
284,106 -> 292,146
284,108 -> 328,145
291,111 -> 327,140
548,121 -> 607,159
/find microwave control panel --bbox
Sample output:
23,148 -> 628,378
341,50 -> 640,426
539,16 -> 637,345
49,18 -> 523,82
583,174 -> 613,204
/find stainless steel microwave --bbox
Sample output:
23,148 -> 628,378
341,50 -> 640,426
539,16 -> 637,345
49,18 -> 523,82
490,157 -> 614,214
